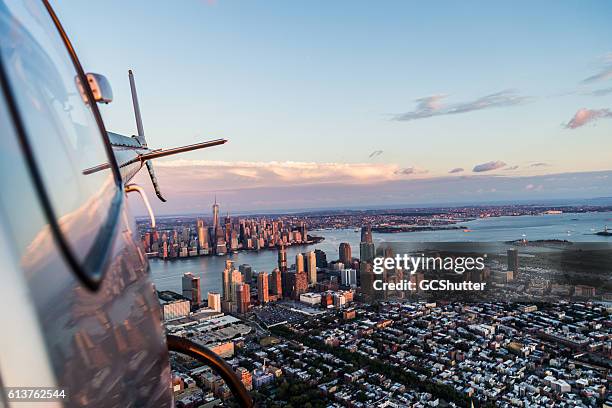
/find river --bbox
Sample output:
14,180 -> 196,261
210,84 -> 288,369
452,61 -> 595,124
150,211 -> 612,295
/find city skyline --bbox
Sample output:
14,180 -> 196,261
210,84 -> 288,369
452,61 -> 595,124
53,1 -> 612,214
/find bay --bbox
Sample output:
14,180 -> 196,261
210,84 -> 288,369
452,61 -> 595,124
150,211 -> 612,295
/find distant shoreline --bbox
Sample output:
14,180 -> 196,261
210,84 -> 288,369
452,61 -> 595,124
151,235 -> 325,262
135,201 -> 612,220
372,225 -> 468,233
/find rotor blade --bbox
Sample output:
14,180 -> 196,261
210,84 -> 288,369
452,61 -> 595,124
137,138 -> 227,161
128,70 -> 146,145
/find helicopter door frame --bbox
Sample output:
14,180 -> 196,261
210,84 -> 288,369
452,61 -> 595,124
0,0 -> 124,291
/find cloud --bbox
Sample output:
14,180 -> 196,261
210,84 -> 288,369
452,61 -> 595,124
393,90 -> 530,121
582,54 -> 612,83
564,108 -> 612,129
368,150 -> 383,158
529,162 -> 549,168
504,165 -> 519,171
582,68 -> 612,83
472,160 -> 506,172
394,167 -> 428,176
155,160 -> 429,187
525,184 -> 543,191
588,87 -> 612,97
449,167 -> 464,174
131,167 -> 612,215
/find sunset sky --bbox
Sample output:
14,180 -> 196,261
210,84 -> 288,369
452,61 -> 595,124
53,1 -> 612,213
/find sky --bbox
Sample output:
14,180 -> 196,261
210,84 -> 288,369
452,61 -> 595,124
51,1 -> 612,214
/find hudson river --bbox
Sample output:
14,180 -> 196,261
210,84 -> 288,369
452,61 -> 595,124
150,211 -> 612,295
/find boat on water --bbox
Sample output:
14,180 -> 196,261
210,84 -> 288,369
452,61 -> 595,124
595,226 -> 612,236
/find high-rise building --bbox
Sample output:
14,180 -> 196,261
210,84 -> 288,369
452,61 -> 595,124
208,292 -> 221,312
341,268 -> 357,287
161,241 -> 168,259
293,270 -> 308,300
222,260 -> 234,301
360,241 -> 375,264
361,225 -> 373,244
271,268 -> 282,298
196,218 -> 208,252
158,292 -> 191,321
257,272 -> 269,303
314,249 -> 328,268
237,283 -> 250,314
230,269 -> 243,304
359,262 -> 376,302
224,214 -> 232,245
278,244 -> 287,272
212,198 -> 227,254
507,249 -> 519,274
239,264 -> 253,283
339,242 -> 352,266
281,271 -> 291,299
295,253 -> 305,274
359,226 -> 375,264
299,221 -> 307,243
212,197 -> 220,235
304,251 -> 317,285
182,272 -> 201,305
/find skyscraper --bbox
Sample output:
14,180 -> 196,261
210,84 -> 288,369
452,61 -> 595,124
339,242 -> 352,266
197,218 -> 210,254
360,226 -> 375,264
212,197 -> 227,254
224,214 -> 232,244
257,272 -> 269,303
222,260 -> 234,301
295,253 -> 305,274
507,249 -> 519,274
293,270 -> 308,300
212,196 -> 220,234
271,268 -> 282,298
299,221 -> 307,243
208,292 -> 221,312
304,251 -> 317,285
230,269 -> 243,304
314,249 -> 328,268
237,283 -> 250,314
239,264 -> 253,283
182,272 -> 201,306
359,262 -> 376,302
278,244 -> 287,272
361,225 -> 373,244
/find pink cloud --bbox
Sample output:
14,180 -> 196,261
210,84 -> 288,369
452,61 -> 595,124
394,90 -> 529,121
565,108 -> 612,129
154,160 -> 429,188
128,166 -> 612,215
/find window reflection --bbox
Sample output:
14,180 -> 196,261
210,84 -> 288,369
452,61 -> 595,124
0,0 -> 117,277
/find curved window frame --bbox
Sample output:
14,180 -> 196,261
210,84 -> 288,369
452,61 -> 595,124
0,0 -> 123,290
